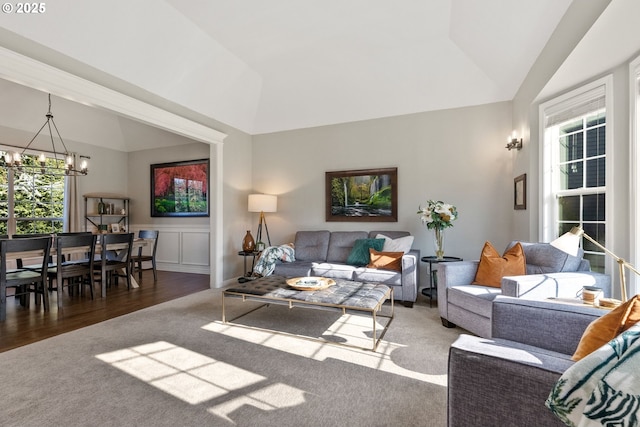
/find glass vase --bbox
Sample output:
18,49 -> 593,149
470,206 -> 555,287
433,228 -> 445,260
242,230 -> 255,252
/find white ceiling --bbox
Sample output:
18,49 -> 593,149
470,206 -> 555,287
165,0 -> 571,133
0,0 -> 635,151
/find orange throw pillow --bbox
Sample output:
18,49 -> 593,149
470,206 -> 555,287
472,241 -> 526,288
572,295 -> 640,361
367,248 -> 403,272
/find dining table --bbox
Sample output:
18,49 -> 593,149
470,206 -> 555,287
5,237 -> 149,297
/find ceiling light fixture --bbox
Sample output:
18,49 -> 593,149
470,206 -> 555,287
1,93 -> 89,176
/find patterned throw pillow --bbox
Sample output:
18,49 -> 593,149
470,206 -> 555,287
546,323 -> 640,426
346,238 -> 385,266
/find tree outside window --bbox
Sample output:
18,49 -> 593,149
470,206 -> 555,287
0,152 -> 65,235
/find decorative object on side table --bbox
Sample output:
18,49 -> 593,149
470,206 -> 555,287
242,230 -> 256,252
417,200 -> 458,260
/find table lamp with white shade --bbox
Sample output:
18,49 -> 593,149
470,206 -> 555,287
550,226 -> 639,302
248,194 -> 277,248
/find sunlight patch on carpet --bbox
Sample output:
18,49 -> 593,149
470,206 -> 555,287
208,383 -> 307,424
96,341 -> 268,405
203,318 -> 448,387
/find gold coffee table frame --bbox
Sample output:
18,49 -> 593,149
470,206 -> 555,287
222,277 -> 394,351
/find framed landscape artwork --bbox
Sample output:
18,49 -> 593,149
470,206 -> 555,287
326,167 -> 398,222
151,159 -> 210,217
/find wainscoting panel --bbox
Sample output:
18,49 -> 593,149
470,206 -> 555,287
130,224 -> 210,275
156,231 -> 181,265
181,232 -> 210,266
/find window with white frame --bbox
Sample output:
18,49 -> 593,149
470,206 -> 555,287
540,77 -> 613,274
0,152 -> 65,235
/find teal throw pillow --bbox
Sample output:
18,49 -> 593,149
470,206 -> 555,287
346,238 -> 385,266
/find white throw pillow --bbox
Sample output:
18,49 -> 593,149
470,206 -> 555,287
376,234 -> 414,254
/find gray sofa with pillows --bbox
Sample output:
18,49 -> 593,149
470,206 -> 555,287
437,240 -> 611,337
448,296 -> 605,427
273,230 -> 419,306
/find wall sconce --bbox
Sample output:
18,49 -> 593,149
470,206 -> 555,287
506,132 -> 523,151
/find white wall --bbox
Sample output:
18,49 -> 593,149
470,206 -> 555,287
252,102 -> 514,263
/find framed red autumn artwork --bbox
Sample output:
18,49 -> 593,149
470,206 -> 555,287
150,159 -> 209,217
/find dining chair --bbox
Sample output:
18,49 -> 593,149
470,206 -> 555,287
0,236 -> 52,321
48,233 -> 97,308
11,233 -> 53,270
93,232 -> 134,297
130,230 -> 159,282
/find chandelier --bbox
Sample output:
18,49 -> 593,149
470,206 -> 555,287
1,93 -> 89,176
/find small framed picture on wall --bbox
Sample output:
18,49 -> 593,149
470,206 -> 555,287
514,174 -> 526,210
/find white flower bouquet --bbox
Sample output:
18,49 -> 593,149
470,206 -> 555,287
417,200 -> 458,230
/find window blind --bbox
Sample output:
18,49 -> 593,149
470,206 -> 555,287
544,85 -> 605,127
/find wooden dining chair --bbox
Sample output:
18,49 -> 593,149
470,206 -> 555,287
130,230 -> 159,282
48,233 -> 97,307
93,232 -> 134,297
11,233 -> 53,270
0,236 -> 52,321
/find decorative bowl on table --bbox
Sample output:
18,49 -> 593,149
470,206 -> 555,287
286,276 -> 335,291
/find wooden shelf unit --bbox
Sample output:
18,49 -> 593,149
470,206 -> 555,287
83,193 -> 130,233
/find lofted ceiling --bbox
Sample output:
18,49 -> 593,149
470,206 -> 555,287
0,0 -> 635,152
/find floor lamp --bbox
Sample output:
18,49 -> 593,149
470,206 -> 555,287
248,194 -> 277,248
550,226 -> 639,302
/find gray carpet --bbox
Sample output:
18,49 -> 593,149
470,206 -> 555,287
0,288 -> 462,427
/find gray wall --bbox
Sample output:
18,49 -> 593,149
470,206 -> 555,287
252,101 -> 514,263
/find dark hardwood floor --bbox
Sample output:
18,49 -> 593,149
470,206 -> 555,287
0,270 -> 211,353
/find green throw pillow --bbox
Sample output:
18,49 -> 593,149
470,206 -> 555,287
346,238 -> 385,266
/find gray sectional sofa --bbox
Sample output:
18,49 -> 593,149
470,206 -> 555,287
273,230 -> 419,306
437,241 -> 611,337
448,296 -> 605,426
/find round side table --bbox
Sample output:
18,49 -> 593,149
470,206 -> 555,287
238,250 -> 260,282
421,256 -> 462,307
